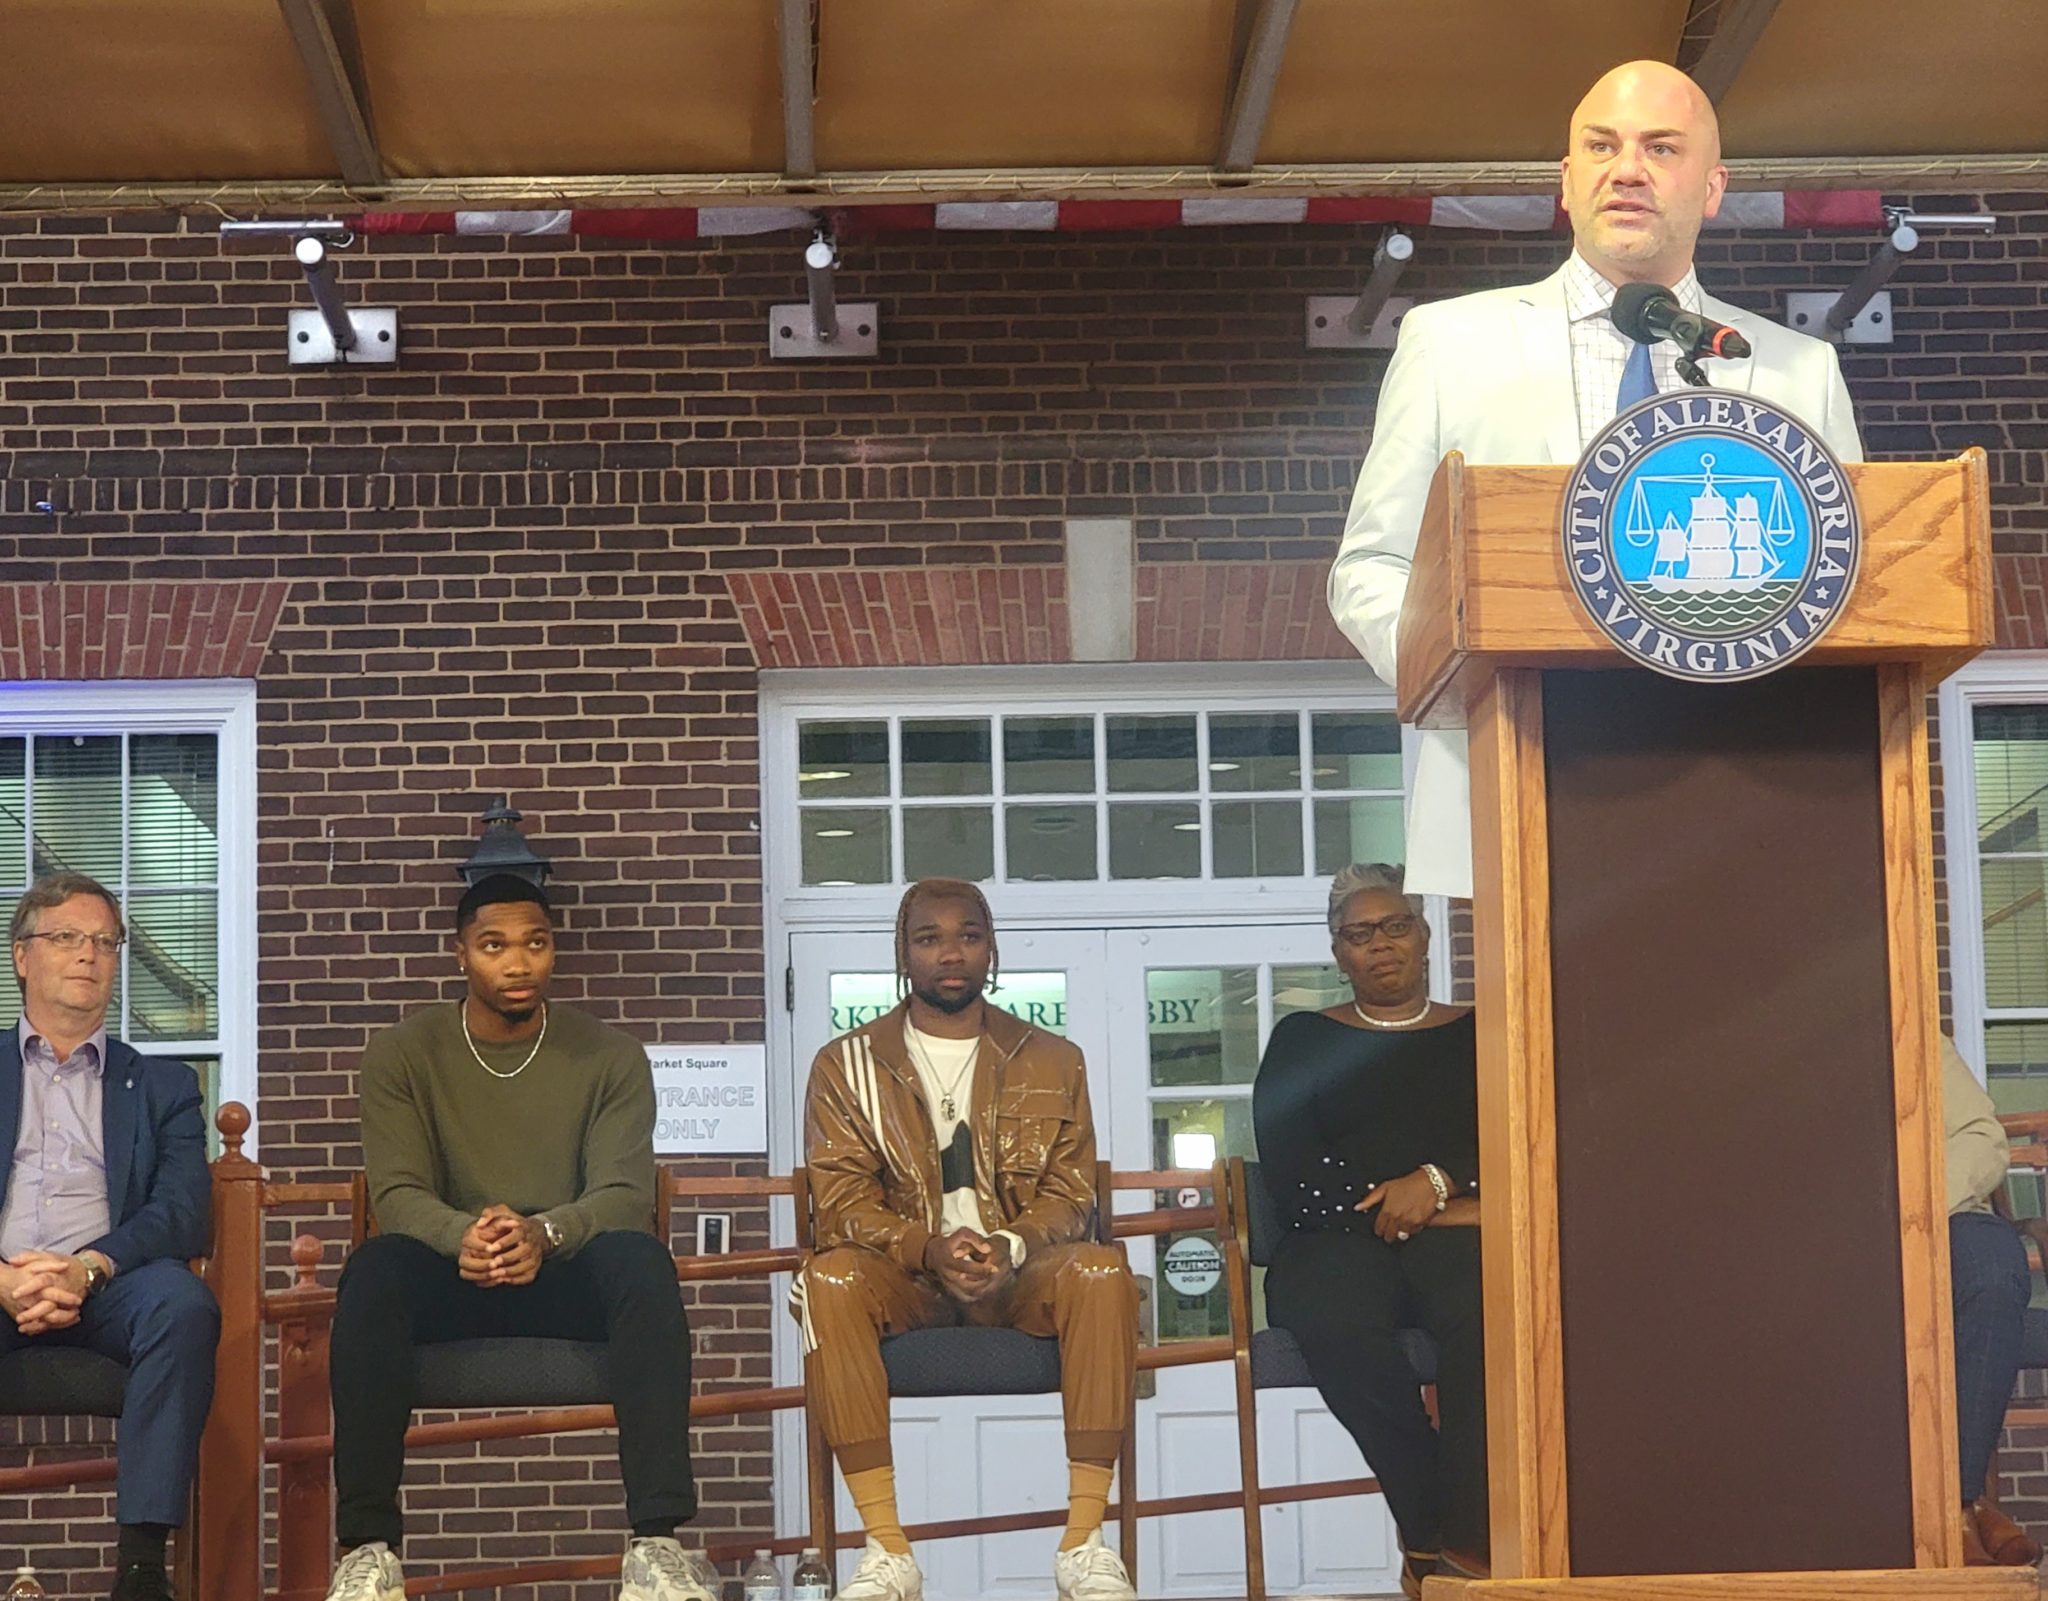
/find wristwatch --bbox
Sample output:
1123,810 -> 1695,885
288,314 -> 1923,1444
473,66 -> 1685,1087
537,1215 -> 565,1256
79,1256 -> 110,1297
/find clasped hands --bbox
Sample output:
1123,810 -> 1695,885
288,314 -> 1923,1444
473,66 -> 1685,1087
922,1226 -> 1015,1303
458,1203 -> 552,1287
1355,1168 -> 1477,1242
0,1250 -> 106,1334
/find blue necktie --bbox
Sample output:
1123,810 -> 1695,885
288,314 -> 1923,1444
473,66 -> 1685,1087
1616,339 -> 1656,411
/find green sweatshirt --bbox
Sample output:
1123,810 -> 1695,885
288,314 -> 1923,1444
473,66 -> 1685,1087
359,1001 -> 657,1259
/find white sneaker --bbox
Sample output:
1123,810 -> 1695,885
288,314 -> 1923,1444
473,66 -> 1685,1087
1054,1531 -> 1135,1601
837,1537 -> 923,1601
621,1536 -> 719,1601
324,1543 -> 404,1601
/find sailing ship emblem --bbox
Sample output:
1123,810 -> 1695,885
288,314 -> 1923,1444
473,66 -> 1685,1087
1632,454 -> 1794,592
1562,394 -> 1861,683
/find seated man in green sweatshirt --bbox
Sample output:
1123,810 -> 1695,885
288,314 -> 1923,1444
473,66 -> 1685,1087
320,874 -> 707,1601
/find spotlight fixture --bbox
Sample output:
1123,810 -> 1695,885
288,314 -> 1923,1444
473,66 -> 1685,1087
771,222 -> 878,360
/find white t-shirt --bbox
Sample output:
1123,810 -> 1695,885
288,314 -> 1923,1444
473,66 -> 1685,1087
904,1020 -> 1027,1265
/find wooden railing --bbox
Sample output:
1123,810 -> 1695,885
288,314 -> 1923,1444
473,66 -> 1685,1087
0,1123 -> 1368,1599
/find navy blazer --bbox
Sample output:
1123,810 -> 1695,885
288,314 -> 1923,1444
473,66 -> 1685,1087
0,1025 -> 211,1268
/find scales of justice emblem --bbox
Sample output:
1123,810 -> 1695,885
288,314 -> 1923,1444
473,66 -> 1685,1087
1562,393 -> 1861,683
1630,453 -> 1793,598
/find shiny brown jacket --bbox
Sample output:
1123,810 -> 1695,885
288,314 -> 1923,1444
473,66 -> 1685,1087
803,1000 -> 1098,1270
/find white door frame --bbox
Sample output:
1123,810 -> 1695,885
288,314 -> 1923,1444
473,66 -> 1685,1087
761,662 -> 1441,1557
762,665 -> 1441,1170
1106,922 -> 1398,1597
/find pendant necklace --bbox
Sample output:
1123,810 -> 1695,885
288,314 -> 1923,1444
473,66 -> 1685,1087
909,1026 -> 978,1122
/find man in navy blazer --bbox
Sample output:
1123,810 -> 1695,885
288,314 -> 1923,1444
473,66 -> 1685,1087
2,873 -> 218,1601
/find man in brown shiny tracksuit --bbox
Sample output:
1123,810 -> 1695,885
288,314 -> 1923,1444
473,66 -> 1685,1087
794,878 -> 1138,1601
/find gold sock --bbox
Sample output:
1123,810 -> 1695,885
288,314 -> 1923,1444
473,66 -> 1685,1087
845,1464 -> 911,1556
1060,1461 -> 1116,1552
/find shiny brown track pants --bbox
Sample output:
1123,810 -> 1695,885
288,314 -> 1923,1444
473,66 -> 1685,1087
793,1240 -> 1138,1473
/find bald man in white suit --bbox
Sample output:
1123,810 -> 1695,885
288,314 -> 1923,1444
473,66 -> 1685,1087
1328,61 -> 1863,899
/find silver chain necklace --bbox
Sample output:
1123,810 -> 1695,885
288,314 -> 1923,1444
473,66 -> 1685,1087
907,1024 -> 979,1123
1353,998 -> 1432,1030
461,1000 -> 549,1079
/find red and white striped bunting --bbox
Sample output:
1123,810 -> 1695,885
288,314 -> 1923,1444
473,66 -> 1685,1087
357,190 -> 1882,242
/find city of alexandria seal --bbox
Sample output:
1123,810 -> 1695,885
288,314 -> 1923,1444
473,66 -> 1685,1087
1561,391 -> 1861,682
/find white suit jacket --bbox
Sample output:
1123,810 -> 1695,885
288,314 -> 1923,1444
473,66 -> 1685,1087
1327,262 -> 1864,899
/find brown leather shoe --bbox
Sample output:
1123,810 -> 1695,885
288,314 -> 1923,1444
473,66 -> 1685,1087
1435,1549 -> 1490,1581
1398,1550 -> 1438,1599
1963,1507 -> 1997,1567
1972,1499 -> 2043,1567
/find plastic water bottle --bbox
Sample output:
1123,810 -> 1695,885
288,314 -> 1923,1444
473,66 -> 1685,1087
680,1549 -> 722,1596
6,1568 -> 45,1600
792,1546 -> 832,1601
742,1549 -> 785,1601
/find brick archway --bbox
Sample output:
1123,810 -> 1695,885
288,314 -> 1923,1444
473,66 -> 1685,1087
0,583 -> 291,679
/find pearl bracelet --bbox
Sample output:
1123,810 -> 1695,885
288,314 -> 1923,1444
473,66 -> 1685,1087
1422,1164 -> 1451,1212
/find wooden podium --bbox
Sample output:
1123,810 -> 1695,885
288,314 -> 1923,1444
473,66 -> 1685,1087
1399,449 -> 2035,1599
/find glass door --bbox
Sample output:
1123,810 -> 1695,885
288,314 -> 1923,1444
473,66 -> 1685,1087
780,928 -> 1112,1600
1106,924 -> 1401,1597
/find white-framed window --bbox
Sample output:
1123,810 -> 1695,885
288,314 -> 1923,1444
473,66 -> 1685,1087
769,663 -> 1412,919
0,682 -> 258,1149
1941,654 -> 2048,1111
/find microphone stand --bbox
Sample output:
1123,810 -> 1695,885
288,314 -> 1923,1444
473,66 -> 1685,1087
1675,352 -> 1712,387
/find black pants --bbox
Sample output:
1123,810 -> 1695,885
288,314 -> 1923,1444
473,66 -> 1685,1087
1266,1225 -> 1486,1556
331,1229 -> 695,1549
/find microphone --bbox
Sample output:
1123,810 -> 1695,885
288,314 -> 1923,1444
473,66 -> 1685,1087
1610,280 -> 1753,361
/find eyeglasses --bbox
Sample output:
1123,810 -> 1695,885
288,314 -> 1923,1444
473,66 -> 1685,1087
1335,916 -> 1418,947
22,929 -> 125,957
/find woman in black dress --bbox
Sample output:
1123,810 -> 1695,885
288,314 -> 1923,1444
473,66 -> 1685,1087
1252,862 -> 1484,1595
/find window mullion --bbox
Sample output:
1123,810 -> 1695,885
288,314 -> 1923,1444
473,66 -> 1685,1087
1094,711 -> 1108,885
1297,708 -> 1312,879
990,715 -> 1008,884
888,718 -> 904,886
21,734 -> 34,890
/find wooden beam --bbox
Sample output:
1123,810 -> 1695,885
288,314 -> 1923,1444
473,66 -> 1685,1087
1877,661 -> 1965,1569
777,0 -> 818,180
1685,0 -> 1783,104
6,152 -> 2043,215
1216,0 -> 1299,173
273,0 -> 383,185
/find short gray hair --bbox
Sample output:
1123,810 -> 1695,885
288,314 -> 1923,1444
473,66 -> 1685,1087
1327,862 -> 1425,932
11,873 -> 126,948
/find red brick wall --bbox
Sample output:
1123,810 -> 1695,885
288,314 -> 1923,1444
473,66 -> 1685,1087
0,195 -> 2045,1591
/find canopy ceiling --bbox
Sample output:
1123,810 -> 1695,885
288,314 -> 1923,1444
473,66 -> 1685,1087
0,0 -> 2043,213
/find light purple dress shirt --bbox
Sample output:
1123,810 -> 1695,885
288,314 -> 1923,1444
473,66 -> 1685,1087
0,1017 -> 113,1260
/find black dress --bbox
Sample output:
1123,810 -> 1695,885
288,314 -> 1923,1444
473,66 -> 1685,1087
1251,1008 -> 1487,1558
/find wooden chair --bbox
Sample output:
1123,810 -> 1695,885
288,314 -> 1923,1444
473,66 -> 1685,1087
1220,1155 -> 1438,1601
203,1109 -> 814,1601
791,1163 -> 1288,1578
0,1203 -> 221,1598
798,1161 -> 1143,1574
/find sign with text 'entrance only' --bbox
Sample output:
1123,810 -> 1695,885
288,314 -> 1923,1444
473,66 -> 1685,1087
649,1043 -> 768,1154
